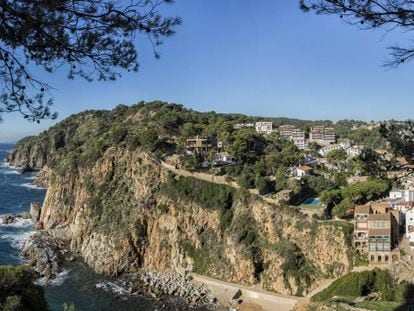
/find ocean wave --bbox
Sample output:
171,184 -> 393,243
0,231 -> 35,250
2,170 -> 19,175
18,183 -> 46,190
25,175 -> 37,180
0,216 -> 34,228
36,269 -> 71,287
95,281 -> 129,296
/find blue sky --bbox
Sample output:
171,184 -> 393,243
1,0 -> 414,142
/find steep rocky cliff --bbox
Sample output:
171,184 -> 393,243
6,103 -> 354,296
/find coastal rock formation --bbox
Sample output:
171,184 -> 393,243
6,105 -> 354,297
30,202 -> 42,223
21,232 -> 67,281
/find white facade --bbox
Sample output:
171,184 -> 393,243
406,209 -> 414,248
319,144 -> 343,157
293,139 -> 308,150
255,122 -> 273,135
390,190 -> 414,202
296,166 -> 313,177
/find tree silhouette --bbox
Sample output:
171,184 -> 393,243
300,0 -> 414,66
0,0 -> 181,122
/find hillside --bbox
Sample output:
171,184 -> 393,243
6,101 -> 354,297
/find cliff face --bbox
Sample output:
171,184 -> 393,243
6,105 -> 353,296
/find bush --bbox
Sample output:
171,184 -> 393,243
311,269 -> 402,303
0,265 -> 48,311
160,175 -> 234,232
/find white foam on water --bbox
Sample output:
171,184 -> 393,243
36,269 -> 71,287
0,216 -> 33,228
95,281 -> 129,296
18,183 -> 46,190
3,170 -> 19,175
25,175 -> 37,180
1,231 -> 35,249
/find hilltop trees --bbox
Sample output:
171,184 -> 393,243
300,0 -> 414,66
0,0 -> 181,122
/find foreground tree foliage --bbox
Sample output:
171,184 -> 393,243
0,0 -> 180,121
0,265 -> 48,311
300,0 -> 414,66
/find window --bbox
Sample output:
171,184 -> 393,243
385,255 -> 389,262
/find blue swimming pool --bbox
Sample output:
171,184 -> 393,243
302,197 -> 321,206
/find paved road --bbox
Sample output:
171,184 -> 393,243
191,274 -> 306,311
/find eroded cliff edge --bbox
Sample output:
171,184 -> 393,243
6,104 -> 354,296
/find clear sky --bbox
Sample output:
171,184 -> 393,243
1,0 -> 414,142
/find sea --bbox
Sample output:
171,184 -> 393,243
0,143 -> 167,311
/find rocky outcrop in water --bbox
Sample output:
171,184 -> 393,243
21,232 -> 67,281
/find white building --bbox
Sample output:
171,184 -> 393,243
319,144 -> 343,157
295,165 -> 313,177
390,190 -> 414,202
255,122 -> 273,135
278,125 -> 308,150
233,123 -> 254,130
309,126 -> 336,145
212,153 -> 236,166
406,208 -> 414,248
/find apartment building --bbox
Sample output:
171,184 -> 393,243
309,126 -> 336,145
255,122 -> 273,135
278,125 -> 308,150
353,204 -> 399,264
368,213 -> 398,264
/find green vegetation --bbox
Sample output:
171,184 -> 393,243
0,265 -> 48,311
271,239 -> 317,296
160,175 -> 234,231
312,269 -> 411,305
321,179 -> 390,218
355,301 -> 403,311
326,148 -> 347,163
181,242 -> 211,275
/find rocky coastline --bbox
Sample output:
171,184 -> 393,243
14,200 -> 221,309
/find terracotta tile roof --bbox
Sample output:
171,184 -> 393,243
297,165 -> 313,171
355,205 -> 371,214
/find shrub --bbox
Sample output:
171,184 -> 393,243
311,269 -> 402,303
0,265 -> 48,311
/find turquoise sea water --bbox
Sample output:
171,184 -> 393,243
0,144 -> 180,311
